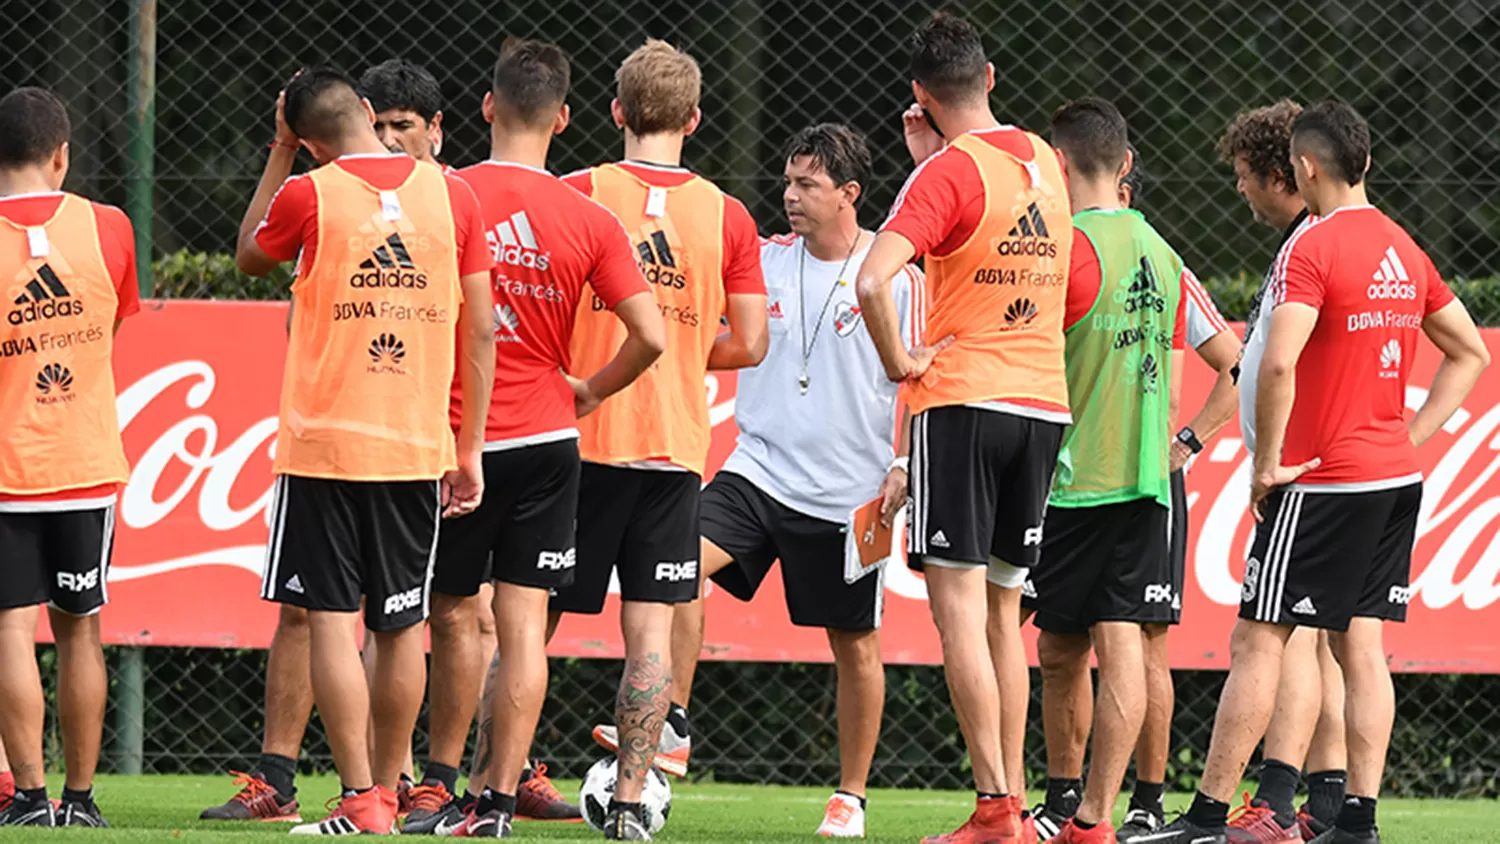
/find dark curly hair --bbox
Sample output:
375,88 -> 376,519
1216,100 -> 1302,192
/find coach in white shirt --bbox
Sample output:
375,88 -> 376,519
670,124 -> 919,839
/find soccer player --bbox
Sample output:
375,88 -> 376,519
234,67 -> 496,835
199,58 -> 473,825
1027,142 -> 1243,843
1192,100 -> 1353,844
550,38 -> 768,840
0,86 -> 140,829
1010,97 -> 1192,844
856,14 -> 1073,843
635,122 -> 920,838
432,39 -> 666,838
1153,101 -> 1490,844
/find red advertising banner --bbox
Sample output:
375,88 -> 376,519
56,300 -> 1500,672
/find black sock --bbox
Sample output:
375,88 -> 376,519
459,790 -> 479,813
341,784 -> 373,798
1184,791 -> 1230,831
60,786 -> 93,806
1306,770 -> 1348,824
1131,780 -> 1165,817
18,787 -> 47,805
476,787 -> 517,817
257,753 -> 298,797
976,791 -> 1008,801
1074,818 -> 1097,830
421,761 -> 460,797
835,790 -> 867,810
399,772 -> 415,787
667,703 -> 691,738
1046,777 -> 1083,816
1254,758 -> 1301,820
609,799 -> 644,820
1335,796 -> 1376,835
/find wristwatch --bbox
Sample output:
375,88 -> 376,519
1176,426 -> 1204,454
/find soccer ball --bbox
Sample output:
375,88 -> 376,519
578,756 -> 672,834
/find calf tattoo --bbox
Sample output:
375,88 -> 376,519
616,651 -> 671,785
468,649 -> 502,785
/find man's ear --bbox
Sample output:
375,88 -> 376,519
985,62 -> 996,93
360,97 -> 376,126
610,98 -> 627,130
1119,147 -> 1134,182
481,92 -> 496,125
554,103 -> 571,137
841,180 -> 862,209
50,142 -> 70,190
429,110 -> 444,155
683,107 -> 702,137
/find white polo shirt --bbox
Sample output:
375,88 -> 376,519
721,233 -> 922,524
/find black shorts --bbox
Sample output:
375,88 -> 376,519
0,506 -> 115,615
907,406 -> 1065,577
433,441 -> 580,596
260,475 -> 440,632
703,472 -> 879,631
1024,496 -> 1174,632
1167,469 -> 1187,625
549,464 -> 701,615
1240,483 -> 1421,631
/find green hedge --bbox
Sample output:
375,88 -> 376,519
151,250 -> 1500,326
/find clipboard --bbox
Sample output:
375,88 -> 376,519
844,497 -> 905,584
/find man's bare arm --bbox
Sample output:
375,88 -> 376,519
570,292 -> 667,416
1410,299 -> 1491,448
237,92 -> 299,277
855,232 -> 920,381
707,293 -> 768,370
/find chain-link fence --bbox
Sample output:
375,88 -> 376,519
8,0 -> 1500,799
36,648 -> 1498,797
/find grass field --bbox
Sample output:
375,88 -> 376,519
0,774 -> 1491,842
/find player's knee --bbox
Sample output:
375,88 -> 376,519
428,594 -> 474,636
278,603 -> 310,631
1037,631 -> 1089,678
826,627 -> 880,665
1228,617 -> 1289,664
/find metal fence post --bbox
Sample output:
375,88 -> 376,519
113,647 -> 145,774
125,0 -> 156,299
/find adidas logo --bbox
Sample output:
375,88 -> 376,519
367,332 -> 407,372
767,301 -> 785,320
929,530 -> 950,549
997,203 -> 1057,257
1291,596 -> 1317,615
1380,338 -> 1401,371
34,362 -> 74,401
635,229 -> 687,290
1021,580 -> 1037,599
349,233 -> 427,289
1002,297 -> 1038,329
8,264 -> 84,325
492,211 -> 551,270
284,574 -> 304,595
1368,246 -> 1416,300
1127,257 -> 1159,293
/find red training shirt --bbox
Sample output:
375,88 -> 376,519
1272,205 -> 1455,489
255,154 -> 490,279
454,161 -> 649,445
0,193 -> 139,509
562,162 -> 766,297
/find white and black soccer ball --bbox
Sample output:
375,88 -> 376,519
578,756 -> 672,834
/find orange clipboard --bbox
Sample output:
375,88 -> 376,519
844,496 -> 904,583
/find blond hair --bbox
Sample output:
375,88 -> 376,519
615,39 -> 701,136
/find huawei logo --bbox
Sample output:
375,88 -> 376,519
1002,298 -> 1038,329
367,333 -> 407,371
35,362 -> 73,394
1379,339 -> 1401,378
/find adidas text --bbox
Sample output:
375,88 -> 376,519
383,586 -> 423,615
9,297 -> 84,325
348,269 -> 428,289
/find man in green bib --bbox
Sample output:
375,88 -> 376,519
1019,97 -> 1190,844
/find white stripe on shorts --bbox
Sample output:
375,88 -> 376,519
261,475 -> 289,600
421,481 -> 441,618
97,503 -> 115,605
1258,490 -> 1303,623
